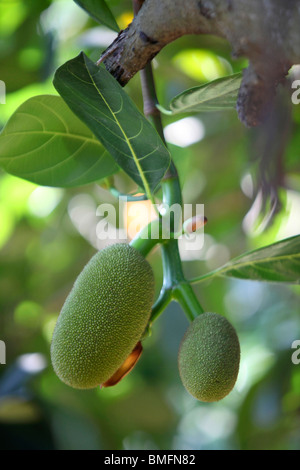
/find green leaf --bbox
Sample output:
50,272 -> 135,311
53,52 -> 171,194
74,0 -> 119,32
192,235 -> 300,284
0,95 -> 119,187
166,73 -> 242,115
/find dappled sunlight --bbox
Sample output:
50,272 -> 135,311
164,117 -> 205,148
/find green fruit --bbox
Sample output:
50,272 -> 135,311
51,243 -> 154,390
178,312 -> 240,402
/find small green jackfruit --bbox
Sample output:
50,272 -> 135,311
51,243 -> 154,390
178,312 -> 240,402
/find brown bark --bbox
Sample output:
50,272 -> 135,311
99,0 -> 300,127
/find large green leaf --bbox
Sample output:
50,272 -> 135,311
53,52 -> 171,194
0,95 -> 119,187
74,0 -> 119,31
192,235 -> 300,284
165,73 -> 242,115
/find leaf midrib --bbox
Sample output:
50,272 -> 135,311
190,249 -> 300,285
2,130 -> 98,145
171,76 -> 241,113
221,251 -> 300,272
83,61 -> 156,201
214,252 -> 300,281
172,89 -> 238,112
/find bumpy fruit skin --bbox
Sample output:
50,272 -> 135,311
178,313 -> 240,402
51,244 -> 154,390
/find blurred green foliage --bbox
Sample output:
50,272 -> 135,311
0,0 -> 300,450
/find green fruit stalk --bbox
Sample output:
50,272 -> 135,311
51,243 -> 155,389
178,312 -> 240,402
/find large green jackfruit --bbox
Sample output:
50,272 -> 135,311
51,243 -> 155,389
178,312 -> 240,402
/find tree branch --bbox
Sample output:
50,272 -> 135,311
99,0 -> 300,127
